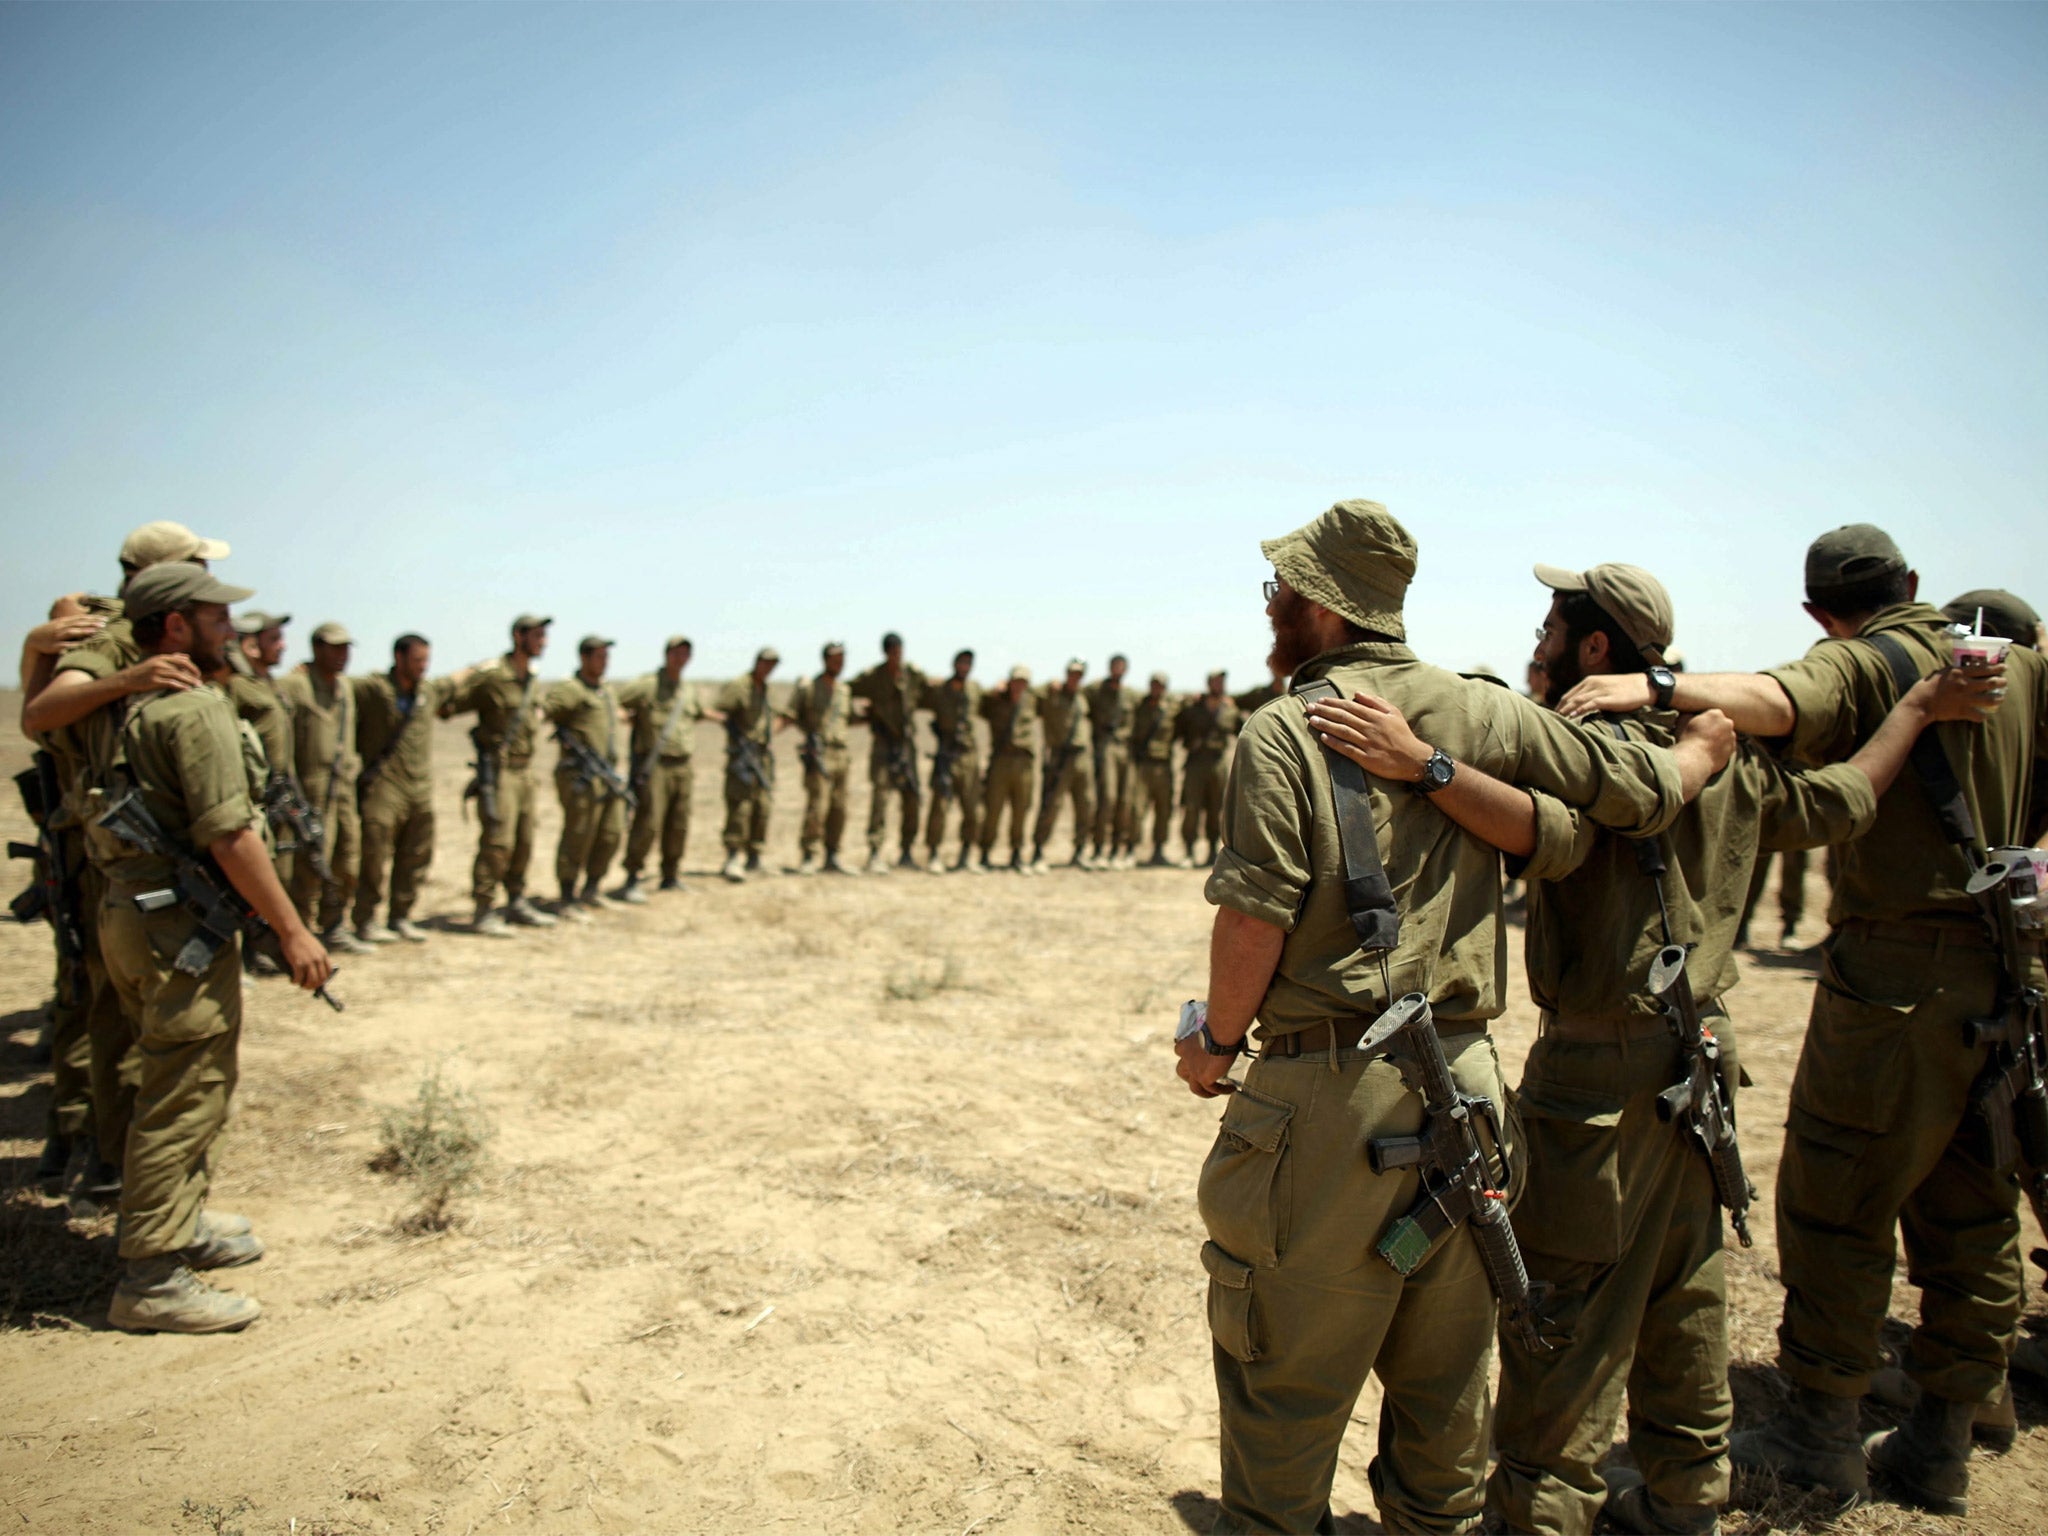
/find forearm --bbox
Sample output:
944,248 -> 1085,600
209,827 -> 312,941
22,670 -> 124,734
1844,691 -> 1934,800
1674,673 -> 1795,737
19,646 -> 56,703
1424,764 -> 1538,857
1205,905 -> 1286,1045
1671,738 -> 1719,802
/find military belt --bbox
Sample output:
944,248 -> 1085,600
1837,914 -> 2025,955
1258,1013 -> 1488,1059
1539,1007 -> 1696,1044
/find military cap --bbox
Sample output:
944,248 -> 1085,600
1805,524 -> 1906,594
578,634 -> 615,652
1534,562 -> 1674,663
1065,657 -> 1086,673
882,631 -> 904,652
121,562 -> 254,623
1148,670 -> 1169,687
232,610 -> 289,636
119,520 -> 231,570
511,613 -> 552,633
1009,665 -> 1032,683
311,621 -> 353,646
756,646 -> 781,665
1262,499 -> 1416,640
664,634 -> 694,651
821,640 -> 846,655
1944,589 -> 2041,645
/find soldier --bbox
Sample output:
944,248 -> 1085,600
1316,561 -> 1986,1535
352,634 -> 464,944
1173,500 -> 1717,1534
784,642 -> 854,875
850,632 -> 927,874
543,636 -> 630,917
922,649 -> 983,873
1232,667 -> 1287,714
1736,847 -> 1810,950
718,647 -> 782,882
439,615 -> 556,937
1943,588 -> 2042,650
275,623 -> 371,955
1088,654 -> 1136,870
1174,669 -> 1240,866
1130,671 -> 1178,867
89,563 -> 333,1332
226,611 -> 297,908
1557,525 -> 2048,1516
1032,659 -> 1094,872
977,667 -> 1040,873
616,636 -> 708,900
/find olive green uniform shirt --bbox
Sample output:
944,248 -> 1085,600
979,690 -> 1041,757
851,662 -> 928,747
1522,716 -> 1877,1026
222,670 -> 292,776
617,672 -> 707,760
276,668 -> 361,801
782,675 -> 853,750
355,674 -> 454,790
1087,679 -> 1134,746
922,677 -> 982,755
1130,694 -> 1177,764
1764,601 -> 2048,925
1205,642 -> 1684,1038
717,677 -> 776,769
544,675 -> 624,765
101,686 -> 264,890
440,656 -> 543,768
1037,685 -> 1090,753
1176,694 -> 1242,759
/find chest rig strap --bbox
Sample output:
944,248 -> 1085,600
1290,678 -> 1401,954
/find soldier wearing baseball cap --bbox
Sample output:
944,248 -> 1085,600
715,646 -> 785,881
277,622 -> 366,947
1171,668 -> 1239,869
976,665 -> 1041,871
780,641 -> 855,876
440,615 -> 556,935
1130,669 -> 1179,866
1029,658 -> 1093,872
541,630 -> 628,916
1943,588 -> 2043,649
614,635 -> 711,897
224,613 -> 297,905
920,647 -> 985,873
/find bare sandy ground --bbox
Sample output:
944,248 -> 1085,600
3,696 -> 2044,1534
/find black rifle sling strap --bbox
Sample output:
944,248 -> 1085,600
1867,634 -> 1980,853
1291,678 -> 1401,954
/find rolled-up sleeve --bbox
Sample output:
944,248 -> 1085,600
178,707 -> 262,849
1755,755 -> 1877,852
1519,787 -> 1600,884
1764,647 -> 1862,766
1203,713 -> 1312,931
1487,693 -> 1683,840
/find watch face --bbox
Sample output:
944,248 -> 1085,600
1176,999 -> 1208,1042
1424,752 -> 1453,789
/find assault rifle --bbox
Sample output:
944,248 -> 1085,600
1364,992 -> 1554,1353
726,717 -> 770,791
1647,944 -> 1755,1246
465,728 -> 500,824
1040,740 -> 1080,808
556,727 -> 638,811
931,732 -> 964,801
630,748 -> 655,796
9,752 -> 86,1010
261,768 -> 331,884
96,789 -> 342,1011
883,730 -> 919,795
1964,851 -> 2048,1213
799,730 -> 824,778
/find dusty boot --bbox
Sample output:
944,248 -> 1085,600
1730,1383 -> 1868,1502
615,877 -> 649,905
950,848 -> 973,874
822,852 -> 852,875
322,926 -> 376,956
108,1254 -> 260,1334
357,923 -> 400,945
658,870 -> 687,893
1869,1366 -> 2015,1452
1867,1391 -> 1974,1515
505,896 -> 556,928
796,852 -> 820,876
199,1209 -> 252,1237
721,853 -> 746,884
554,889 -> 593,923
471,905 -> 515,939
1601,1482 -> 1716,1535
185,1214 -> 265,1270
898,849 -> 920,872
390,917 -> 430,943
863,850 -> 891,876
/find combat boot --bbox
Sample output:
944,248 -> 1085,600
357,922 -> 400,945
581,884 -> 621,912
864,850 -> 891,876
504,897 -> 556,928
951,849 -> 974,874
554,890 -> 593,923
823,852 -> 851,875
721,853 -> 746,883
898,849 -> 920,872
199,1209 -> 252,1237
323,926 -> 376,956
1867,1391 -> 1974,1515
1730,1384 -> 1868,1503
390,917 -> 430,943
471,905 -> 515,939
658,873 -> 687,893
1869,1366 -> 2016,1451
1146,847 -> 1172,868
1600,1482 -> 1717,1535
185,1213 -> 265,1270
108,1255 -> 260,1334
796,853 -> 820,876
1007,851 -> 1027,875
615,877 -> 649,905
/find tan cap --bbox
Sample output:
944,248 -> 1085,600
578,634 -> 615,652
756,646 -> 781,665
1534,562 -> 1674,663
1944,589 -> 2042,644
664,634 -> 693,651
232,609 -> 289,635
1008,665 -> 1031,683
1805,524 -> 1905,594
311,621 -> 353,646
119,520 -> 231,570
1262,499 -> 1416,640
121,562 -> 254,623
512,613 -> 552,633
1148,670 -> 1169,687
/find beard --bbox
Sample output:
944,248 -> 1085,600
1267,589 -> 1326,678
189,635 -> 226,676
1540,648 -> 1583,709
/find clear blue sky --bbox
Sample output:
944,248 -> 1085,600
4,2 -> 2043,688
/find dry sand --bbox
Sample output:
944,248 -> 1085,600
3,697 -> 2044,1534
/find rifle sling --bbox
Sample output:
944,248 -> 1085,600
1290,679 -> 1401,955
1868,633 -> 1979,853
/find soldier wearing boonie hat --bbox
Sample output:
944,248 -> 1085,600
1029,658 -> 1094,873
1174,499 -> 1696,1534
540,634 -> 627,917
1130,670 -> 1179,866
976,665 -> 1040,871
614,635 -> 709,899
716,646 -> 784,881
440,615 -> 556,936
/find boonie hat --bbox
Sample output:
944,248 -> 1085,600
578,635 -> 615,652
120,520 -> 231,570
1262,500 -> 1416,640
311,621 -> 353,646
756,646 -> 781,665
1534,562 -> 1674,663
233,610 -> 289,636
1805,524 -> 1906,595
1943,589 -> 2041,645
664,634 -> 694,651
121,562 -> 254,623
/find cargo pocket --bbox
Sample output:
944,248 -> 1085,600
1196,1087 -> 1295,1268
1793,979 -> 1917,1135
1509,1075 -> 1625,1265
1202,1240 -> 1260,1363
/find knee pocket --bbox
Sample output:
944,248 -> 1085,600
1202,1241 -> 1262,1364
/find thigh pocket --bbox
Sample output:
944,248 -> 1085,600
1510,1076 -> 1625,1265
1793,971 -> 1917,1134
1196,1088 -> 1295,1269
1202,1241 -> 1261,1363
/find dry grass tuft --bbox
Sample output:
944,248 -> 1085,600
884,955 -> 967,1002
369,1065 -> 493,1234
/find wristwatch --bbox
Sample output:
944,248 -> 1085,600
1646,665 -> 1678,711
1177,999 -> 1244,1057
1412,747 -> 1455,796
